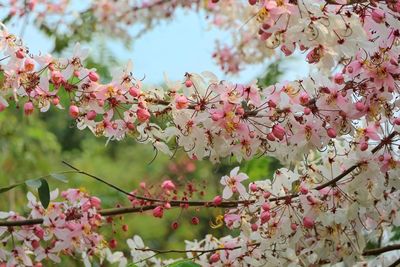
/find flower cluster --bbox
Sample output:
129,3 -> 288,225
0,189 -> 106,266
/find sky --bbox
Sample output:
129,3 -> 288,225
6,7 -> 309,85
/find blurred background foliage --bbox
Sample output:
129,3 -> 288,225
0,22 -> 284,266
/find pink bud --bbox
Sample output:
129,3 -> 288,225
24,102 -> 34,116
327,128 -> 337,138
371,9 -> 385,24
360,142 -> 368,151
250,183 -> 258,192
109,239 -> 117,249
161,180 -> 176,191
122,224 -> 128,232
136,108 -> 150,122
213,195 -> 222,206
52,97 -> 60,106
303,216 -> 315,229
69,105 -> 79,119
262,202 -> 270,211
394,118 -> 400,126
261,211 -> 271,224
355,101 -> 365,112
267,133 -> 276,141
90,197 -> 101,209
272,124 -> 285,141
88,71 -> 99,82
15,49 -> 25,59
34,227 -> 44,239
304,107 -> 311,115
175,95 -> 189,109
73,70 -> 80,77
263,191 -> 271,199
139,182 -> 146,189
152,206 -> 164,218
86,110 -> 97,120
164,202 -> 171,209
210,253 -> 220,263
251,223 -> 258,231
300,185 -> 308,195
171,221 -> 179,230
51,71 -> 63,84
211,112 -> 223,121
0,103 -> 6,112
248,0 -> 257,5
291,223 -> 298,231
281,45 -> 294,56
185,80 -> 193,87
191,216 -> 200,225
129,87 -> 140,97
333,73 -> 344,84
31,240 -> 40,249
299,92 -> 310,105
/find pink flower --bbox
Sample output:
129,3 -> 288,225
24,102 -> 34,116
136,108 -> 150,122
69,105 -> 79,118
88,71 -> 99,82
175,95 -> 189,109
152,206 -> 164,218
161,180 -> 176,191
272,124 -> 285,140
303,216 -> 315,229
220,167 -> 249,199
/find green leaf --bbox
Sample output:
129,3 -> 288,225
25,179 -> 42,189
50,173 -> 68,183
167,260 -> 201,267
0,183 -> 23,194
38,179 -> 50,208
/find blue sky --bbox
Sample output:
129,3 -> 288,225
7,8 -> 308,84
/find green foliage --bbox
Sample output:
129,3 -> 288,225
167,260 -> 201,267
257,60 -> 283,88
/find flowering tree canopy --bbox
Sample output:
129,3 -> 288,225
0,0 -> 400,266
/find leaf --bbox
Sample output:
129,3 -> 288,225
25,179 -> 42,189
167,260 -> 201,267
0,183 -> 23,194
50,173 -> 68,183
38,179 -> 50,209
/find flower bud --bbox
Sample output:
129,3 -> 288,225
69,105 -> 79,119
86,110 -> 97,120
161,180 -> 176,191
175,95 -> 189,109
355,102 -> 365,112
185,80 -> 193,87
24,102 -> 34,116
213,195 -> 222,206
88,71 -> 99,82
327,128 -> 337,138
136,108 -> 150,122
152,206 -> 164,218
272,124 -> 285,140
303,216 -> 315,229
129,87 -> 140,97
210,253 -> 220,263
191,217 -> 200,225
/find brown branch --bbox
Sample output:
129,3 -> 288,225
0,200 -> 239,227
363,244 -> 400,256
